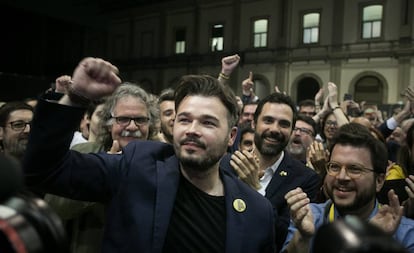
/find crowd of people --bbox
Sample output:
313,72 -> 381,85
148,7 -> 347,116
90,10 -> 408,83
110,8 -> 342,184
1,54 -> 414,252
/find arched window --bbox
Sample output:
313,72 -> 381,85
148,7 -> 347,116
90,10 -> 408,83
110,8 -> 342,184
354,76 -> 383,104
296,77 -> 320,103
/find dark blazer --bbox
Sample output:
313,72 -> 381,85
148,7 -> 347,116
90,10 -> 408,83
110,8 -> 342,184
377,120 -> 394,140
23,100 -> 275,253
221,152 -> 320,251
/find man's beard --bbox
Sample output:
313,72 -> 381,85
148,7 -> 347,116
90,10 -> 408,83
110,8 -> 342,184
4,138 -> 28,161
175,136 -> 227,172
287,138 -> 306,156
326,181 -> 377,215
160,123 -> 173,143
254,131 -> 288,156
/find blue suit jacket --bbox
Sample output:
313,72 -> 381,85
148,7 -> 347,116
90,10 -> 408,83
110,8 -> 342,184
24,100 -> 275,253
221,152 -> 320,252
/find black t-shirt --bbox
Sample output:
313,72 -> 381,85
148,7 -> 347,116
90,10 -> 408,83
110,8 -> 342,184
162,174 -> 226,253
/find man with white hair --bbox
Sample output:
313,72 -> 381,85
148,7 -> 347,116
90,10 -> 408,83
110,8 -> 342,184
96,83 -> 159,152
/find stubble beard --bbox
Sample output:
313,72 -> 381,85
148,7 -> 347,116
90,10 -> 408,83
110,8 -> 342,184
286,142 -> 306,156
5,138 -> 27,161
174,138 -> 227,173
327,182 -> 377,215
254,131 -> 288,157
161,123 -> 173,143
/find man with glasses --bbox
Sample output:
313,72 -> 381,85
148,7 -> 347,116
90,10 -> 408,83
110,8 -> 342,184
283,123 -> 414,252
225,92 -> 320,251
286,115 -> 317,163
0,101 -> 33,162
96,83 -> 159,152
44,83 -> 159,252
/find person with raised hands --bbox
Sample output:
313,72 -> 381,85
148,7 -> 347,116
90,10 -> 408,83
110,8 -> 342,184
23,57 -> 275,253
240,71 -> 259,104
282,123 -> 414,253
222,92 -> 320,251
326,82 -> 349,127
218,54 -> 240,85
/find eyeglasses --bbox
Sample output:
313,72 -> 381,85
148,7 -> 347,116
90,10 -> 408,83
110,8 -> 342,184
300,112 -> 316,117
326,161 -> 375,179
293,127 -> 313,136
325,120 -> 338,127
111,116 -> 149,127
8,120 -> 31,131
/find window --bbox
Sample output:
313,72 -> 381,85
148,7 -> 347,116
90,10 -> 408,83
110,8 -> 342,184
303,13 -> 320,44
211,24 -> 223,52
362,5 -> 383,39
175,29 -> 186,54
253,19 -> 268,48
354,76 -> 383,104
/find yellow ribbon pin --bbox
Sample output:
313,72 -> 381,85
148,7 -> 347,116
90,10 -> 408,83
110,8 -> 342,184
279,170 -> 288,176
233,199 -> 246,212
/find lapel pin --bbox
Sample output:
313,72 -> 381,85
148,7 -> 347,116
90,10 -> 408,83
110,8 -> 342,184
233,199 -> 246,212
279,170 -> 288,176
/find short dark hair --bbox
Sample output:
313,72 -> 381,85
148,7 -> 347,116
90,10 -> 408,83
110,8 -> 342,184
241,101 -> 259,114
174,75 -> 239,128
254,92 -> 297,127
298,99 -> 315,108
239,124 -> 255,144
296,114 -> 318,137
85,99 -> 106,119
329,123 -> 388,174
158,88 -> 175,104
0,101 -> 33,127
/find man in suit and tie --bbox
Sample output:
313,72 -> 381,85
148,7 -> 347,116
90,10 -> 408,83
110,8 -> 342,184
23,57 -> 275,253
226,92 -> 320,251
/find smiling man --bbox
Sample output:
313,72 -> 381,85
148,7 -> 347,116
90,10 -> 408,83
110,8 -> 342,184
225,92 -> 320,251
283,123 -> 414,253
23,58 -> 275,253
157,88 -> 175,144
96,83 -> 159,152
0,101 -> 33,162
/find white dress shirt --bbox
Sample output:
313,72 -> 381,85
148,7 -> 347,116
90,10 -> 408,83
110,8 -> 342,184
258,151 -> 285,196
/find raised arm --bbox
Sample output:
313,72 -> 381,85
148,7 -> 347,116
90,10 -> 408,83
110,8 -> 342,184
54,75 -> 72,94
283,188 -> 315,253
218,54 -> 240,85
23,57 -> 122,201
241,72 -> 259,104
61,57 -> 121,107
327,82 -> 349,127
314,88 -> 324,113
370,189 -> 404,234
